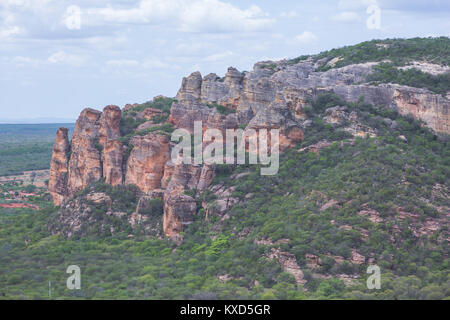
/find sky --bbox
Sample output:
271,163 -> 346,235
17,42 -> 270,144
0,0 -> 449,122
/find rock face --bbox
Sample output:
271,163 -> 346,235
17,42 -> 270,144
50,53 -> 449,241
49,128 -> 70,206
52,106 -> 124,202
99,106 -> 123,186
163,191 -> 197,243
67,108 -> 103,195
125,134 -> 170,193
268,248 -> 306,285
391,87 -> 449,134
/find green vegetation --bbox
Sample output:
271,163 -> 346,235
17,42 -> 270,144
313,37 -> 450,71
119,97 -> 176,145
0,94 -> 448,300
119,116 -> 146,137
127,97 -> 176,114
368,63 -> 450,95
118,123 -> 175,146
207,103 -> 237,115
0,124 -> 74,176
144,199 -> 164,217
287,55 -> 310,65
259,63 -> 277,70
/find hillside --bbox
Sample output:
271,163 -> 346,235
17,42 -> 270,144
0,37 -> 449,300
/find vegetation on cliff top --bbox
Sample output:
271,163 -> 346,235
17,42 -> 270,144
312,37 -> 450,71
367,62 -> 450,95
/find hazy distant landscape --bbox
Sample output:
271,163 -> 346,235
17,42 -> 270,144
0,124 -> 74,176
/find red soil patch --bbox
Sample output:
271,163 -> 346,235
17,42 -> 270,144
0,203 -> 39,210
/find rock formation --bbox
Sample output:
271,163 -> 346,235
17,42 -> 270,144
163,191 -> 197,243
67,108 -> 103,195
125,134 -> 170,193
50,53 -> 449,241
48,128 -> 70,206
99,105 -> 123,186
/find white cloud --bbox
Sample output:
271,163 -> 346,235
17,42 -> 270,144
338,0 -> 378,10
12,52 -> 86,68
2,0 -> 55,8
0,0 -> 274,43
203,50 -> 234,62
0,25 -> 22,38
12,56 -> 42,67
48,51 -> 86,66
104,57 -> 179,70
280,10 -> 299,18
62,5 -> 82,30
106,59 -> 140,68
294,31 -> 318,44
0,6 -> 24,38
94,0 -> 274,33
142,59 -> 175,69
332,11 -> 361,22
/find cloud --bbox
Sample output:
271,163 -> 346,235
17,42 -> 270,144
0,25 -> 23,38
332,11 -> 361,22
142,59 -> 175,69
378,0 -> 450,13
280,10 -> 299,18
12,56 -> 41,67
48,51 -> 86,65
12,51 -> 86,67
104,57 -> 179,70
203,50 -> 234,62
0,6 -> 24,38
338,0 -> 378,10
106,59 -> 140,68
0,0 -> 274,42
94,0 -> 274,33
294,31 -> 318,44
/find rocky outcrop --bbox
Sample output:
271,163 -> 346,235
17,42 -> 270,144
246,102 -> 304,150
67,108 -> 103,195
50,49 -> 449,242
391,87 -> 449,134
177,71 -> 202,106
49,128 -> 70,206
200,67 -> 243,108
103,140 -> 123,186
125,134 -> 170,193
268,248 -> 306,285
64,106 -> 123,196
174,60 -> 448,135
99,105 -> 121,145
99,106 -> 123,186
163,191 -> 197,243
142,107 -> 163,120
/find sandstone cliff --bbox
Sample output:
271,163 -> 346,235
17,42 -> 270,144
50,53 -> 449,242
48,128 -> 70,206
